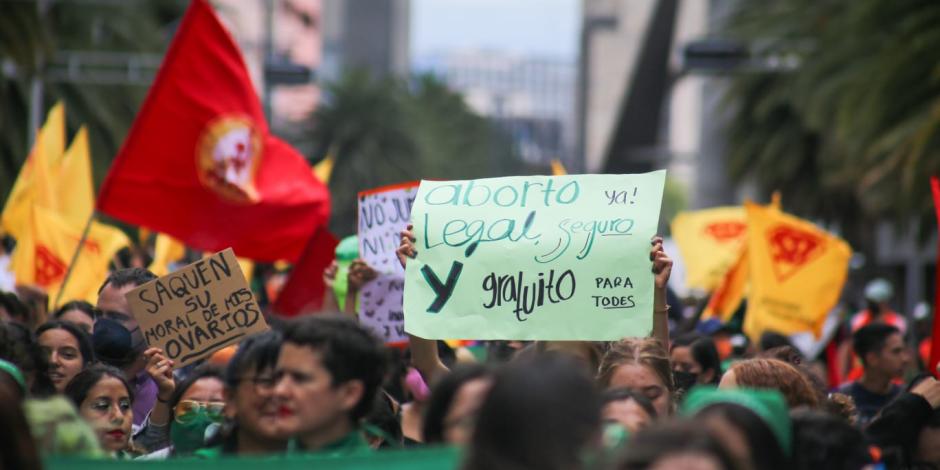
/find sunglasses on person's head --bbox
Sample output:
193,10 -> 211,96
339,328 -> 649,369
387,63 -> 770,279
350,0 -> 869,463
174,400 -> 225,424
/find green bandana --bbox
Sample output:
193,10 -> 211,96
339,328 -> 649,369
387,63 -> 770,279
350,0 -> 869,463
681,386 -> 792,456
171,410 -> 217,455
0,358 -> 26,393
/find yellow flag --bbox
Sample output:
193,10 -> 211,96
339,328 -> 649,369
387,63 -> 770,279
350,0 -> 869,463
550,159 -> 568,176
148,233 -> 186,277
701,245 -> 749,321
237,257 -> 254,284
54,223 -> 131,307
54,127 -> 95,229
313,154 -> 335,184
1,103 -> 66,236
11,205 -> 130,306
742,202 -> 851,341
3,130 -> 59,238
671,207 -> 746,292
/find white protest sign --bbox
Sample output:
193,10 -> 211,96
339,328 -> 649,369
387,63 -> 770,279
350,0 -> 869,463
357,182 -> 419,343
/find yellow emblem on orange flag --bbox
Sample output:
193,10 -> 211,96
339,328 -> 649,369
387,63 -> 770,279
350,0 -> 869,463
742,202 -> 851,341
671,207 -> 746,292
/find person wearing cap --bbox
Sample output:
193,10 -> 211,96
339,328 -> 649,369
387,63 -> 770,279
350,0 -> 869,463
682,387 -> 792,470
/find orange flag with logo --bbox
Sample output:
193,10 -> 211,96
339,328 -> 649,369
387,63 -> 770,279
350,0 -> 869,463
671,207 -> 746,292
742,202 -> 851,341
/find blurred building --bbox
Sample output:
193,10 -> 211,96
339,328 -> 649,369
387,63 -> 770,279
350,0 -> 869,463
578,0 -> 741,207
578,0 -> 934,315
416,50 -> 576,166
320,0 -> 410,80
578,0 -> 658,174
213,0 -> 321,129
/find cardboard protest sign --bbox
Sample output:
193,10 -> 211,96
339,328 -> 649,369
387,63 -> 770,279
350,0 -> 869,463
404,171 -> 667,340
357,182 -> 419,343
126,248 -> 269,366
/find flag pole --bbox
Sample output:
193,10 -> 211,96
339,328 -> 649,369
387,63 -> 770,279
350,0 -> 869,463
54,210 -> 96,308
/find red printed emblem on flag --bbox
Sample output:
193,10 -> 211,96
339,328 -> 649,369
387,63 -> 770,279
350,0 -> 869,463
767,225 -> 825,282
35,245 -> 67,286
196,115 -> 262,204
704,221 -> 746,242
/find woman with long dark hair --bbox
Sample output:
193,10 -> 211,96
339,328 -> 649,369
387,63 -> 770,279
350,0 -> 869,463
36,320 -> 94,393
65,363 -> 139,458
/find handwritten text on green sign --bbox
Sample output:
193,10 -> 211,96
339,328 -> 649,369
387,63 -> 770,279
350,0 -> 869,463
404,171 -> 666,340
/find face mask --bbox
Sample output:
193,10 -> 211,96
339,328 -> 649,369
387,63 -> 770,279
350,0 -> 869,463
93,318 -> 139,367
672,370 -> 698,393
171,410 -> 218,455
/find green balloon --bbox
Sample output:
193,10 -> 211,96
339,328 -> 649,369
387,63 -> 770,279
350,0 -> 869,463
333,236 -> 359,310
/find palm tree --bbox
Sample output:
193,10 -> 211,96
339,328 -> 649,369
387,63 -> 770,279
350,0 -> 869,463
0,0 -> 186,202
722,0 -> 940,248
305,70 -> 524,237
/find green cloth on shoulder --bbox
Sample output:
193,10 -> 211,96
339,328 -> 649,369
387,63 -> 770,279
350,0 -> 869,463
192,446 -> 223,459
287,428 -> 373,458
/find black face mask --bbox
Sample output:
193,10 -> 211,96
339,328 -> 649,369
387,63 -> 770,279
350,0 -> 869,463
672,370 -> 699,393
93,318 -> 143,367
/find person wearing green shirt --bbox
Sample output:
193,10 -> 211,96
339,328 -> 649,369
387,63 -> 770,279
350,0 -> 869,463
193,331 -> 287,458
272,314 -> 386,456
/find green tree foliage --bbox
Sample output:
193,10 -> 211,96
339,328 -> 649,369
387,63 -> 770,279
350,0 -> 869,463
723,0 -> 940,245
305,71 -> 526,237
0,0 -> 185,202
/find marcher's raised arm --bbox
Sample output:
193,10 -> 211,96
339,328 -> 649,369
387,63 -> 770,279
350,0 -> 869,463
650,236 -> 673,349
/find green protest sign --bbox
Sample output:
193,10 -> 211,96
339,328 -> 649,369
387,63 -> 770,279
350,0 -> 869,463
404,171 -> 666,340
46,446 -> 461,470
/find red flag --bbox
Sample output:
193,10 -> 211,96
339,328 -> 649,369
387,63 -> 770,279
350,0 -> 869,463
929,177 -> 940,377
97,0 -> 329,262
272,227 -> 339,317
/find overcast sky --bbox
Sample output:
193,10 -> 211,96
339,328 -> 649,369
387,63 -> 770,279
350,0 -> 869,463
412,0 -> 580,61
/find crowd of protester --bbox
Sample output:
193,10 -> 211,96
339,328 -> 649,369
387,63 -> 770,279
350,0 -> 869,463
0,228 -> 937,470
